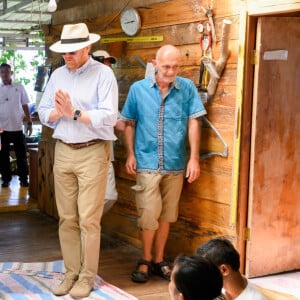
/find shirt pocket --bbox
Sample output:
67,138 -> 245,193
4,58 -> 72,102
163,95 -> 189,120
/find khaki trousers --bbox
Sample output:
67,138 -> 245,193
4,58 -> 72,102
54,140 -> 110,280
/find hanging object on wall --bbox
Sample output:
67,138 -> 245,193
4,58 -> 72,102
101,36 -> 164,43
200,116 -> 228,160
197,20 -> 213,103
201,5 -> 216,45
205,19 -> 232,101
197,1 -> 217,102
120,7 -> 141,36
48,0 -> 57,12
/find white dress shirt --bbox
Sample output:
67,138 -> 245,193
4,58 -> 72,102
0,82 -> 29,131
38,57 -> 118,143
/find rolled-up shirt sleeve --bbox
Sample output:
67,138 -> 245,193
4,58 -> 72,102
88,71 -> 118,128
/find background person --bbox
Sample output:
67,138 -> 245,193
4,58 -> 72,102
121,44 -> 207,283
38,23 -> 118,298
169,254 -> 223,300
0,63 -> 32,188
92,50 -> 125,215
197,238 -> 266,300
92,50 -> 116,67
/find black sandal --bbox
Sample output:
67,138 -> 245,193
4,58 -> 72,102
152,261 -> 172,281
131,259 -> 152,283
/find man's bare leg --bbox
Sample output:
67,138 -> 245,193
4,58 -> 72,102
153,221 -> 170,263
138,229 -> 155,273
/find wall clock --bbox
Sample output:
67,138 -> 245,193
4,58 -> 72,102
120,7 -> 141,36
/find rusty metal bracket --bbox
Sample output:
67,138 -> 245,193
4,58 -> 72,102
200,116 -> 228,160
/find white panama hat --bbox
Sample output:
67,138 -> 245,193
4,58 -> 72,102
50,23 -> 100,53
92,50 -> 116,64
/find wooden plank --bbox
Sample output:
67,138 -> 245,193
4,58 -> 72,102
137,0 -> 241,29
103,19 -> 240,51
200,128 -> 233,160
246,0 -> 300,15
51,0 -> 241,36
183,171 -> 232,205
166,219 -> 235,256
204,104 -> 236,128
119,41 -> 239,66
179,196 -> 231,227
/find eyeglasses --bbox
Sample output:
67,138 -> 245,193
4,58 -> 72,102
62,51 -> 77,55
161,65 -> 180,71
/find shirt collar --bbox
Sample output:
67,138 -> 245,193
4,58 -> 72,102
0,80 -> 14,87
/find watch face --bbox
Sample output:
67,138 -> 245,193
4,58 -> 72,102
120,8 -> 141,36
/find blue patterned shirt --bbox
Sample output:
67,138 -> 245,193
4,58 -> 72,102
121,76 -> 206,173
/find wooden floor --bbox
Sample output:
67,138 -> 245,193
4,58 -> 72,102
1,176 -> 298,300
0,176 -> 171,300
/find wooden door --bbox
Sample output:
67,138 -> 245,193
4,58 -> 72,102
246,17 -> 300,277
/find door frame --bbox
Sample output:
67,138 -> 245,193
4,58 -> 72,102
235,1 -> 300,273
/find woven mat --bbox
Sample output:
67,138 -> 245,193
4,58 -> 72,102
0,260 -> 138,300
250,271 -> 300,299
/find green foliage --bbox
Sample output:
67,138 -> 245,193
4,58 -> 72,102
0,33 -> 45,86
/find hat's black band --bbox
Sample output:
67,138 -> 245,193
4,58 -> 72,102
61,36 -> 89,44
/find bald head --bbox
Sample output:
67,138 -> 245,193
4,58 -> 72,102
156,45 -> 181,62
153,45 -> 181,85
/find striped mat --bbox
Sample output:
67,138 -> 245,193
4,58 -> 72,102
250,271 -> 300,299
0,260 -> 138,300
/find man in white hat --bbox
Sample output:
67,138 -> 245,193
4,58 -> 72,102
38,23 -> 118,298
92,50 -> 116,67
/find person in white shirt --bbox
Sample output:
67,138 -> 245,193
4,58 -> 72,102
92,50 -> 125,215
38,23 -> 118,298
197,238 -> 266,300
0,63 -> 32,187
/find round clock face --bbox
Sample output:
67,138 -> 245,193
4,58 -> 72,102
120,8 -> 141,36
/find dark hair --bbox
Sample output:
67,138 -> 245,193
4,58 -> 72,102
0,63 -> 11,69
197,238 -> 240,271
173,255 -> 223,300
92,54 -> 105,63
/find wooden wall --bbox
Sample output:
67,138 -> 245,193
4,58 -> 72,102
42,0 -> 241,257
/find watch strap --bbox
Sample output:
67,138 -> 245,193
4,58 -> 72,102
73,110 -> 81,120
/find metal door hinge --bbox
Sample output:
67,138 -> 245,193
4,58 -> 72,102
243,227 -> 251,241
250,50 -> 257,65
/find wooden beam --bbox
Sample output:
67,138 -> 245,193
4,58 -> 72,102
0,46 -> 45,50
0,33 -> 41,39
0,0 -> 32,15
245,0 -> 300,15
0,20 -> 49,24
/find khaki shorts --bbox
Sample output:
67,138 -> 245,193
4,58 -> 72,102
135,172 -> 184,230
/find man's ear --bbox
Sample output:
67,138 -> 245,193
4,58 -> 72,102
151,59 -> 157,68
178,292 -> 185,300
219,264 -> 230,276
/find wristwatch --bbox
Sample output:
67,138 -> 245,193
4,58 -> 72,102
73,109 -> 81,120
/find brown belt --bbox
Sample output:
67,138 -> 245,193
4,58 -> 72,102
59,139 -> 103,150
